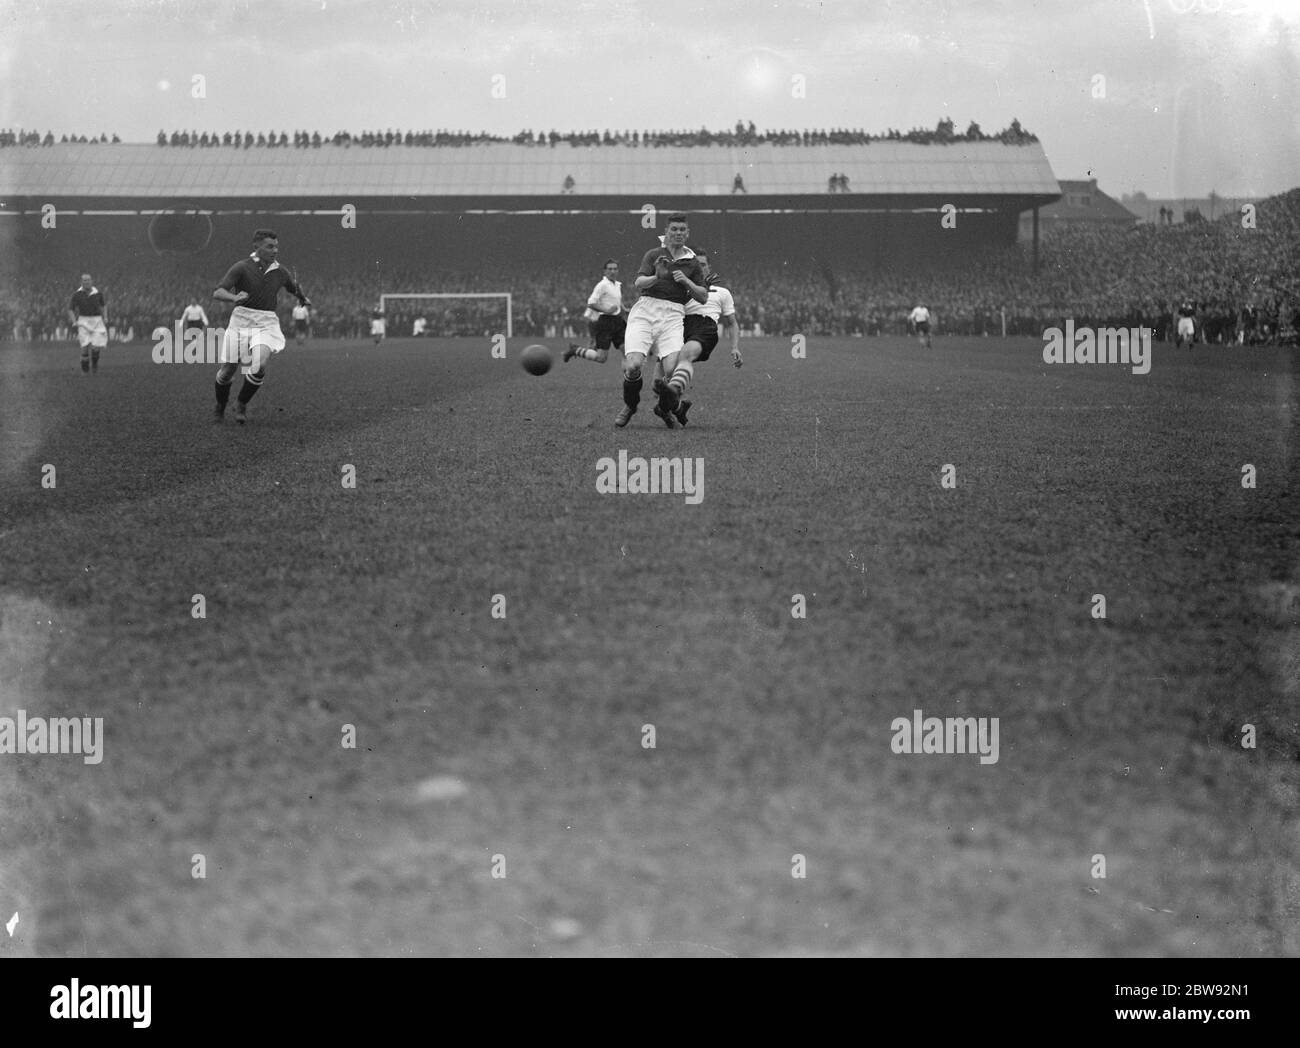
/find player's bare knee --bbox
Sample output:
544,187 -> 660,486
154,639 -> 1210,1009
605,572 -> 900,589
216,363 -> 238,384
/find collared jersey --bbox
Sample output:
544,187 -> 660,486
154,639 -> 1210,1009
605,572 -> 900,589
685,285 -> 736,322
182,304 -> 209,323
587,277 -> 623,315
217,254 -> 305,312
292,305 -> 309,320
70,286 -> 106,316
636,245 -> 705,305
909,306 -> 931,324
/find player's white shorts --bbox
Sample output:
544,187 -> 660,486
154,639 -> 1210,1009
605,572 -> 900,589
371,319 -> 386,336
624,297 -> 685,360
1177,317 -> 1195,340
76,316 -> 108,348
220,306 -> 286,374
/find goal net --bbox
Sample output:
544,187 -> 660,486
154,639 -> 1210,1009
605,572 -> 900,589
378,293 -> 512,338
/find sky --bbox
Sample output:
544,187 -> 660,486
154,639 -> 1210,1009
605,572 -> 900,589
1,0 -> 1298,198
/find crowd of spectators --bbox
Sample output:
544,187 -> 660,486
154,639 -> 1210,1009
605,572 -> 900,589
0,129 -> 120,146
138,118 -> 1038,150
2,119 -> 1038,151
6,187 -> 1297,345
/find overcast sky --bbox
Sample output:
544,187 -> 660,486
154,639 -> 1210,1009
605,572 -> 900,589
2,0 -> 1297,198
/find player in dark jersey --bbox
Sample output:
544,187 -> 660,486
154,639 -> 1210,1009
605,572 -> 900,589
211,229 -> 311,425
616,213 -> 709,428
68,274 -> 108,373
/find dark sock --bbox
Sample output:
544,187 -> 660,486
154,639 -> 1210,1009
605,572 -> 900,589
91,350 -> 100,370
81,353 -> 90,373
622,376 -> 642,409
237,376 -> 262,404
215,379 -> 232,407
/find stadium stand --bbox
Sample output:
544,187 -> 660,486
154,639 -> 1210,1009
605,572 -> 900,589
4,189 -> 1297,343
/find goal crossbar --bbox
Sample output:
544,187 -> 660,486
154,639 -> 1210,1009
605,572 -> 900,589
379,292 -> 512,337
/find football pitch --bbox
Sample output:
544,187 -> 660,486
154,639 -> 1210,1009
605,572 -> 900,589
1,334 -> 1297,957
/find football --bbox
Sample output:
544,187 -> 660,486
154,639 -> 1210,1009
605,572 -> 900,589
521,343 -> 552,375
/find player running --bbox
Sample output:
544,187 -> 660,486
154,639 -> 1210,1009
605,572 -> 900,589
654,250 -> 742,428
211,229 -> 311,425
616,213 -> 709,429
68,273 -> 108,373
563,259 -> 626,364
908,303 -> 933,348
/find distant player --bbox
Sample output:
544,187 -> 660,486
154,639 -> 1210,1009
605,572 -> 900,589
211,229 -> 311,425
1176,300 -> 1196,349
908,303 -> 933,348
370,305 -> 386,344
181,299 -> 210,338
68,273 -> 108,373
292,301 -> 310,345
563,259 -> 626,363
656,250 -> 742,428
616,214 -> 709,428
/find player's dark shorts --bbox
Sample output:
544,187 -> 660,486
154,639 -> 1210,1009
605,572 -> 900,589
915,321 -> 930,335
683,314 -> 719,360
294,320 -> 308,334
589,313 -> 626,350
184,319 -> 205,333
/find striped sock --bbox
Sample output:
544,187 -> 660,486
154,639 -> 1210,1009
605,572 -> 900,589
237,371 -> 264,403
668,362 -> 693,396
576,346 -> 604,361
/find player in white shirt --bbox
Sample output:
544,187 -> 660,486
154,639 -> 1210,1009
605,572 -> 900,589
655,250 -> 742,428
292,302 -> 310,345
181,300 -> 210,337
908,304 -> 933,348
563,259 -> 626,363
369,305 -> 385,344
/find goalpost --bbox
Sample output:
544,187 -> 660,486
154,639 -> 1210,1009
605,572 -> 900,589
379,293 -> 512,337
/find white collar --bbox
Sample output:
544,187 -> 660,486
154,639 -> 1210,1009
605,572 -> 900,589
656,234 -> 694,260
249,252 -> 280,274
78,286 -> 99,295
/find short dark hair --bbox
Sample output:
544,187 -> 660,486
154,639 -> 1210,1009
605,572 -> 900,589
252,228 -> 278,242
604,258 -> 618,268
665,213 -> 688,226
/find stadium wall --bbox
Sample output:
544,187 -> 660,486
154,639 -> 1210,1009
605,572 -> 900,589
5,204 -> 1022,283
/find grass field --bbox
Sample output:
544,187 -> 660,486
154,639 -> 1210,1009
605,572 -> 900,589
1,333 -> 1298,957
